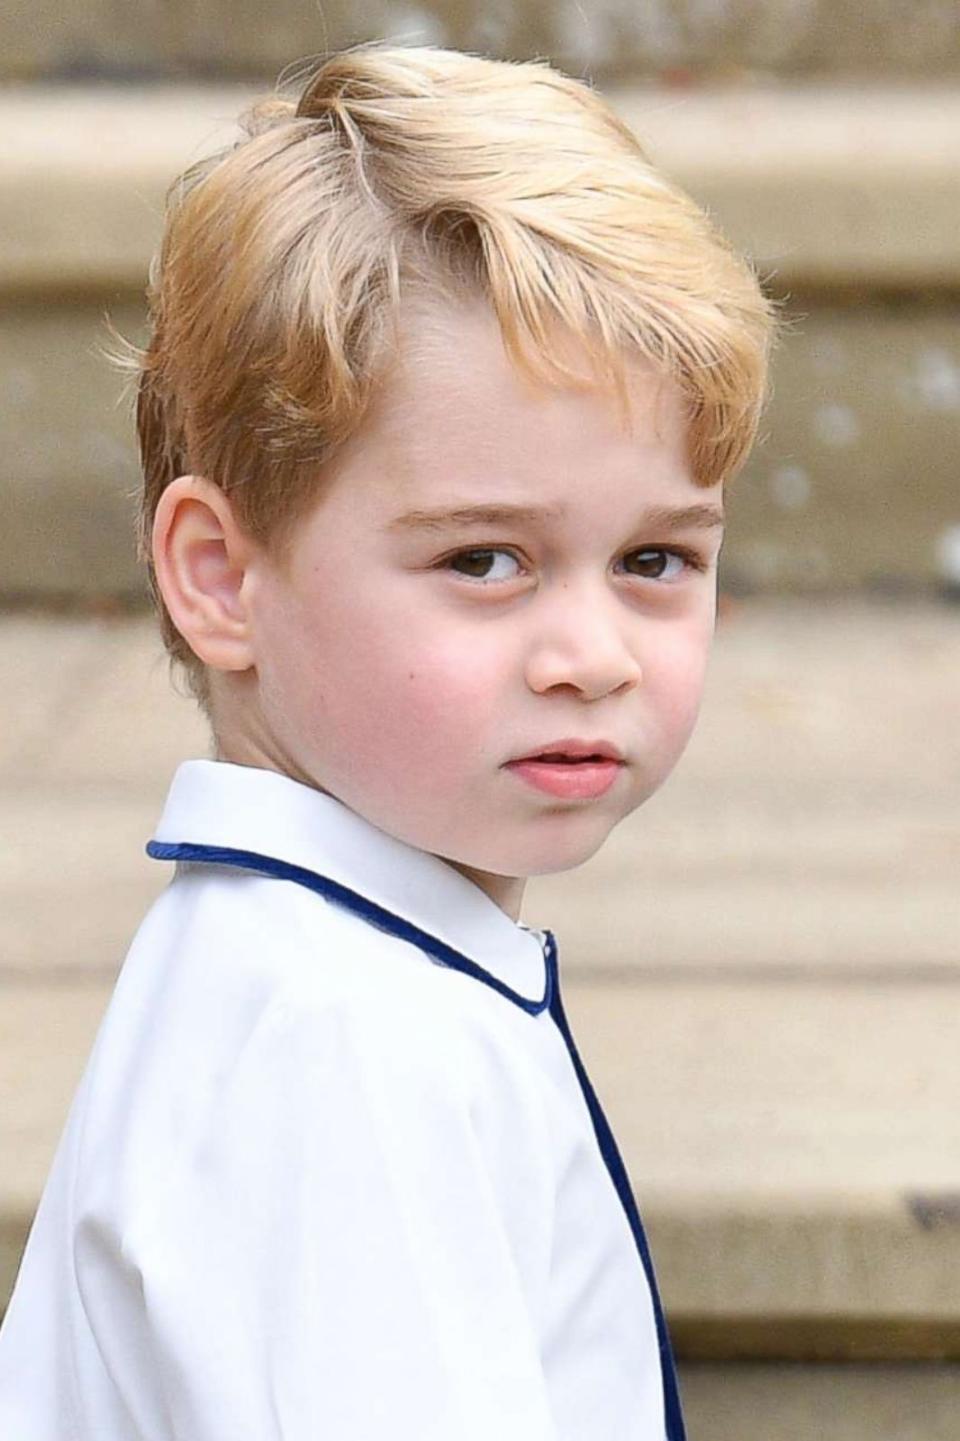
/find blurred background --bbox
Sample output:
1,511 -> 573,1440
1,4 -> 959,1437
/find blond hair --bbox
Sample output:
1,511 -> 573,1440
136,43 -> 775,697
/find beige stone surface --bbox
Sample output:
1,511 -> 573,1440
623,85 -> 960,288
0,984 -> 110,1217
571,983 -> 960,1317
0,980 -> 111,1309
0,89 -> 249,292
721,306 -> 960,594
0,615 -> 207,973
679,1363 -> 960,1441
0,299 -> 146,596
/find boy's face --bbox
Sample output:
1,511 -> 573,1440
234,300 -> 724,915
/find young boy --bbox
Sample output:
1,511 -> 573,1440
0,44 -> 772,1440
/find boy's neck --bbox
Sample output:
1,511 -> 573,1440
442,859 -> 526,923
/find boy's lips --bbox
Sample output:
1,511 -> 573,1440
509,738 -> 625,763
504,739 -> 625,799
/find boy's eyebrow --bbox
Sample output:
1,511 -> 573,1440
385,501 -> 725,533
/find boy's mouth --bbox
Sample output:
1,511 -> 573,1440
533,753 -> 607,764
504,741 -> 625,799
511,739 -> 625,765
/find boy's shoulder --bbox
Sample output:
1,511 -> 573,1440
71,855 -> 558,1254
126,858 -> 483,1065
119,847 -> 545,1107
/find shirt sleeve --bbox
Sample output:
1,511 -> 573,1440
89,976 -> 560,1441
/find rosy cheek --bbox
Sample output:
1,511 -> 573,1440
393,658 -> 486,744
390,638 -> 501,750
650,641 -> 711,735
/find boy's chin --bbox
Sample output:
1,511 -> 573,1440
449,814 -> 627,882
519,830 -> 619,878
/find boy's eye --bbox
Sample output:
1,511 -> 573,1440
619,548 -> 699,581
447,548 -> 522,582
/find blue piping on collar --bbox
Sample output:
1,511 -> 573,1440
146,840 -> 554,1017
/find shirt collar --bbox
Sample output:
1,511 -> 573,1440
150,760 -> 549,1007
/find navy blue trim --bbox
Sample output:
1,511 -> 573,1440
546,934 -> 686,1441
146,840 -> 552,1016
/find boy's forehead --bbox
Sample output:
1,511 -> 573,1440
348,298 -> 699,502
384,294 -> 668,418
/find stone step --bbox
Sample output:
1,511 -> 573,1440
679,1363 -> 960,1441
3,83 -> 960,599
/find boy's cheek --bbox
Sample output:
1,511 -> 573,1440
380,624 -> 505,711
646,639 -> 713,746
289,637 -> 499,775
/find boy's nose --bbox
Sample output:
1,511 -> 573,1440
524,598 -> 642,701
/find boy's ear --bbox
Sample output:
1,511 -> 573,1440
152,475 -> 257,673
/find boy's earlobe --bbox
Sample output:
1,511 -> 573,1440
152,476 -> 257,673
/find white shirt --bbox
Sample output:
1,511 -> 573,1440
0,760 -> 683,1440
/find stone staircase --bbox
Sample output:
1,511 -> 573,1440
3,83 -> 960,601
3,8 -> 960,1435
